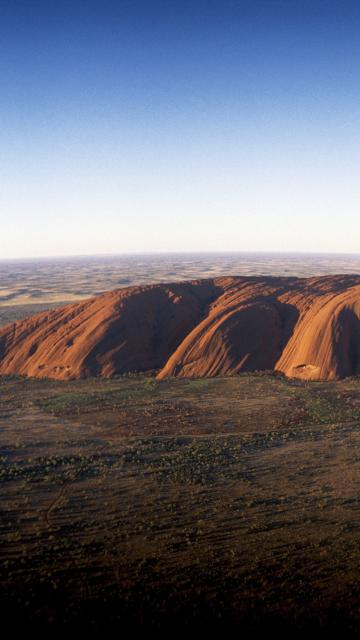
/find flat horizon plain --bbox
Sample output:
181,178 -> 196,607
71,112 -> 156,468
2,252 -> 360,326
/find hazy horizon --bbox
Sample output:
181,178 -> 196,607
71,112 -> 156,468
2,251 -> 360,321
2,248 -> 360,263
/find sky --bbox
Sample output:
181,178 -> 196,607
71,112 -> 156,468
1,0 -> 360,258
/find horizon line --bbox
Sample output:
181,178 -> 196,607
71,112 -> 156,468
1,249 -> 360,262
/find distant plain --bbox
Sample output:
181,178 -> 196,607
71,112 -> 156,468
2,252 -> 360,326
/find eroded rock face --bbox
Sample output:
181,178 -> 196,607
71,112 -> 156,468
1,275 -> 360,381
0,280 -> 219,379
276,286 -> 360,380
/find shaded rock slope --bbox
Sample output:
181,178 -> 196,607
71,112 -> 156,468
1,275 -> 360,381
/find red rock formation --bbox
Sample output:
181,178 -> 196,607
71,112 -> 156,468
0,280 -> 218,379
1,275 -> 360,381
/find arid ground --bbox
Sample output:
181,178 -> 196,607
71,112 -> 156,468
1,372 -> 360,631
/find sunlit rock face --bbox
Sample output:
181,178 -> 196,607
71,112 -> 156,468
1,274 -> 360,381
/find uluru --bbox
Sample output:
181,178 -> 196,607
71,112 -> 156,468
1,274 -> 360,382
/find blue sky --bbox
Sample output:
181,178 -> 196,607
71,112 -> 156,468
1,1 -> 360,258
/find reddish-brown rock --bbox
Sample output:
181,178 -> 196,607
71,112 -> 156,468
1,275 -> 360,381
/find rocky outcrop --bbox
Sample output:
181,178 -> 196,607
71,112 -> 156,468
1,275 -> 360,381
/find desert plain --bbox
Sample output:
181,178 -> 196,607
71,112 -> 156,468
2,373 -> 360,632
